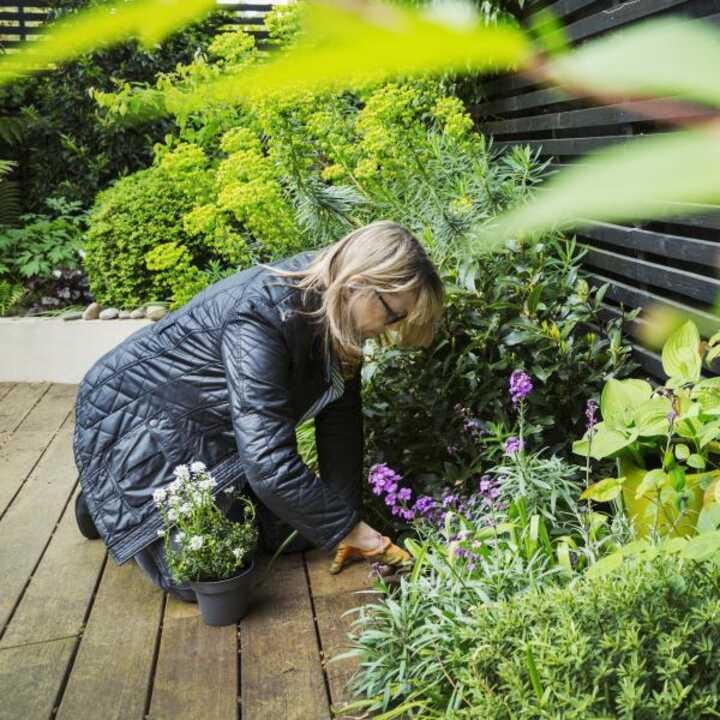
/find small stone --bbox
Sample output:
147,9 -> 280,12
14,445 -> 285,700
99,308 -> 119,320
61,311 -> 83,321
129,308 -> 145,319
146,306 -> 168,321
118,310 -> 132,319
82,302 -> 102,320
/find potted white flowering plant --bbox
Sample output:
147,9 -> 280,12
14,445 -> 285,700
154,460 -> 259,626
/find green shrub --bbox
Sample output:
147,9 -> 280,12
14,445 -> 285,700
82,143 -> 218,308
344,555 -> 720,719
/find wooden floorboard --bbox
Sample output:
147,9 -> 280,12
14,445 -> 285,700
148,594 -> 238,720
306,550 -> 380,716
0,419 -> 78,632
55,560 -> 165,720
0,384 -> 375,720
0,383 -> 76,518
241,551 -> 331,719
0,382 -> 50,437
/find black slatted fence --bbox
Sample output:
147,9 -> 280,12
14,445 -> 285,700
471,0 -> 720,379
0,1 -> 276,51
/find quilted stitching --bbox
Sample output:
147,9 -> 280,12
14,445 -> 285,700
73,249 -> 363,561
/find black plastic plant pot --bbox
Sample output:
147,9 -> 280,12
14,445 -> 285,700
189,557 -> 256,626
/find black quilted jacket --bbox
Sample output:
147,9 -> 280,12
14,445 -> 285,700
73,249 -> 363,565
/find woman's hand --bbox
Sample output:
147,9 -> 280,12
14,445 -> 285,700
328,520 -> 412,574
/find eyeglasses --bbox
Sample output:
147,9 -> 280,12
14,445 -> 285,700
375,290 -> 408,326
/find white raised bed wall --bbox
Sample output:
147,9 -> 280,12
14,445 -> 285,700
0,318 -> 152,383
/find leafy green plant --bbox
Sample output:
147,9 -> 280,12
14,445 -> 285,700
362,236 -> 634,506
575,320 -> 720,538
0,0 -> 235,214
0,197 -> 86,281
0,280 -> 25,315
339,552 -> 720,719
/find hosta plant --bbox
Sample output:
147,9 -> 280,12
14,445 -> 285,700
574,320 -> 720,538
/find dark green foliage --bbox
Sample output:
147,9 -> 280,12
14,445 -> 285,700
0,197 -> 86,281
362,236 -> 635,501
0,0 -> 234,214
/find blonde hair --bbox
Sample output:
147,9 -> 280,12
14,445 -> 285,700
259,220 -> 445,379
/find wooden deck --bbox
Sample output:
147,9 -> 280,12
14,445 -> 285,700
0,383 -> 379,720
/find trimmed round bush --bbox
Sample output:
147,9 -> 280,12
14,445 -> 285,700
83,143 -> 215,308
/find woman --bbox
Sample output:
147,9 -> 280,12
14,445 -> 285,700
73,220 -> 445,602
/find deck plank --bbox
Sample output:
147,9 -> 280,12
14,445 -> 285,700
305,550 -> 379,715
0,382 -> 49,435
0,484 -> 106,649
0,383 -> 77,516
54,560 -> 164,720
0,383 -> 15,402
148,594 -> 238,720
241,551 -> 330,720
0,637 -> 76,720
0,419 -> 77,633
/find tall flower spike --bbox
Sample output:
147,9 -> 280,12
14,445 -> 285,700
509,370 -> 533,406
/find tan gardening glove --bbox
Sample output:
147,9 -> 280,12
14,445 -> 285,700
328,534 -> 413,575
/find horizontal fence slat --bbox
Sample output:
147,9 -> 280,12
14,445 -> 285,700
588,272 -> 720,337
496,133 -> 654,156
566,0 -> 697,42
471,86 -> 582,117
0,11 -> 47,22
528,0 -> 603,21
578,220 -> 720,267
478,98 -> 714,136
584,246 -> 720,305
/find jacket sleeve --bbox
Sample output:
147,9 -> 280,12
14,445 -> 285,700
220,294 -> 362,552
314,361 -> 364,515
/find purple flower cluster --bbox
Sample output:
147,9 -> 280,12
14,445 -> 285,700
454,403 -> 485,439
369,464 -> 415,521
369,464 -> 507,533
504,436 -> 523,456
585,399 -> 599,431
509,370 -> 533,406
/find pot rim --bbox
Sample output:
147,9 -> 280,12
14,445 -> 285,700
188,556 -> 256,592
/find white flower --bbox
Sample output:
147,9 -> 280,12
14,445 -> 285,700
168,478 -> 183,494
232,548 -> 242,559
179,502 -> 192,515
153,487 -> 167,505
199,478 -> 216,492
223,486 -> 235,495
173,464 -> 190,481
189,535 -> 204,551
174,531 -> 186,543
190,461 -> 206,474
157,528 -> 166,537
167,509 -> 178,522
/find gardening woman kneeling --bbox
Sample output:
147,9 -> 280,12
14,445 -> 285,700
72,220 -> 445,602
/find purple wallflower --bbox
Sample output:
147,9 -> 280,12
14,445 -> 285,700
585,399 -> 599,432
509,370 -> 533,406
504,436 -> 523,456
398,487 -> 412,502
